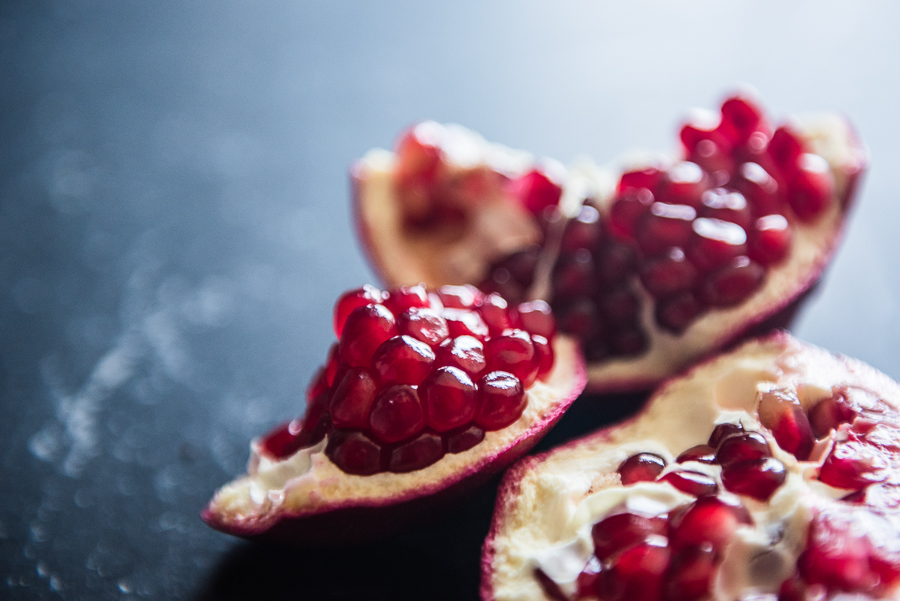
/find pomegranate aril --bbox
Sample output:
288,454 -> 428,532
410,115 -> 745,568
618,453 -> 667,485
676,445 -> 716,464
604,540 -> 671,601
787,154 -> 834,222
306,367 -> 329,404
534,568 -> 569,601
687,218 -> 748,273
640,247 -> 698,299
479,293 -> 515,333
398,307 -> 449,347
576,557 -> 603,600
486,329 -> 537,383
797,513 -> 878,594
715,432 -> 770,466
818,439 -> 889,490
610,328 -> 648,357
531,334 -> 554,381
325,430 -> 383,476
384,284 -> 430,316
420,366 -> 477,432
372,335 -> 435,386
507,167 -> 563,216
665,543 -> 716,601
598,286 -> 641,324
757,388 -> 814,461
731,162 -> 783,216
592,513 -> 668,561
721,457 -> 786,501
260,419 -> 306,459
668,496 -> 751,552
475,371 -> 526,430
395,122 -> 443,186
699,188 -> 752,230
657,162 -> 709,208
719,95 -> 767,145
597,240 -> 639,285
445,424 -> 485,454
659,471 -> 718,497
618,166 -> 664,194
708,422 -> 744,447
517,299 -> 556,339
748,215 -> 791,266
655,292 -> 703,334
561,204 -> 604,253
698,256 -> 765,307
636,203 -> 697,256
324,343 -> 340,386
809,394 -> 859,439
488,246 -> 540,292
610,187 -> 655,240
767,126 -> 805,174
438,284 -> 481,309
339,303 -> 398,367
443,307 -> 489,339
436,335 -> 486,377
329,367 -> 378,429
368,384 -> 426,444
553,249 -> 598,300
388,432 -> 444,473
333,285 -> 384,338
556,298 -> 603,342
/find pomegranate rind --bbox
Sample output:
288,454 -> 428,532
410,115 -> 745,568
353,113 -> 866,394
480,332 -> 900,601
202,335 -> 585,545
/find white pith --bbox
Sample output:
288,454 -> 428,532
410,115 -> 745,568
483,334 -> 900,601
354,113 -> 865,392
204,335 -> 583,533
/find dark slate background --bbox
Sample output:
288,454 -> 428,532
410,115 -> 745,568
1,1 -> 898,599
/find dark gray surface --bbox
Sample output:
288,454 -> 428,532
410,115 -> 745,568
1,1 -> 899,599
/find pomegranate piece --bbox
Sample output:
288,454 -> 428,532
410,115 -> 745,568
721,457 -> 787,501
591,513 -> 668,561
618,453 -> 667,485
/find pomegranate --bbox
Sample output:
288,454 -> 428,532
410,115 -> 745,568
202,283 -> 586,543
353,94 -> 866,392
481,333 -> 900,601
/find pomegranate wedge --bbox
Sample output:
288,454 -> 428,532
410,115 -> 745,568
203,284 -> 586,544
353,94 -> 866,392
482,333 -> 900,601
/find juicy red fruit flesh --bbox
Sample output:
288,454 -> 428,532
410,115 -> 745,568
260,284 -> 556,476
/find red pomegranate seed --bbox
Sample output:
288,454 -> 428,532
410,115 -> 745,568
819,439 -> 889,490
610,328 -> 648,357
787,153 -> 834,222
306,367 -> 329,404
604,540 -> 671,601
325,430 -> 383,475
475,371 -> 526,430
777,575 -> 821,601
371,335 -> 435,386
668,496 -> 752,552
388,432 -> 444,473
329,367 -> 378,429
398,307 -> 449,347
384,284 -> 430,316
368,384 -> 426,444
534,569 -> 569,601
731,162 -> 784,216
517,299 -> 556,339
639,247 -> 698,299
556,298 -> 603,341
655,292 -> 703,334
260,419 -> 306,459
721,457 -> 786,501
719,95 -> 767,145
599,286 -> 641,324
324,343 -> 340,386
507,168 -> 563,216
576,557 -> 603,600
809,394 -> 858,439
665,543 -> 717,601
757,389 -> 814,461
658,162 -> 709,208
531,334 -> 554,381
395,121 -> 443,182
597,240 -> 639,284
296,392 -> 331,448
687,218 -> 748,273
767,126 -> 805,173
619,166 -> 664,194
560,204 -> 603,254
698,256 -> 764,307
486,329 -> 537,385
676,445 -> 716,464
442,307 -> 489,339
699,188 -> 752,230
333,285 -> 384,338
479,293 -> 515,333
659,471 -> 718,497
489,246 -> 541,292
553,249 -> 598,300
618,453 -> 667,485
715,432 -> 770,466
339,304 -> 398,367
419,366 -> 477,432
445,424 -> 485,454
708,423 -> 744,448
592,513 -> 668,561
438,284 -> 482,309
748,214 -> 791,266
797,513 -> 876,593
636,203 -> 697,256
435,335 -> 486,378
610,187 -> 655,240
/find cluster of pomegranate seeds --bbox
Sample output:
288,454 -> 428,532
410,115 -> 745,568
258,284 -> 556,476
475,95 -> 837,362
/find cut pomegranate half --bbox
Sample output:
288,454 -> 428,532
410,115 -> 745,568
481,333 -> 900,601
202,284 -> 586,544
353,93 -> 866,393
